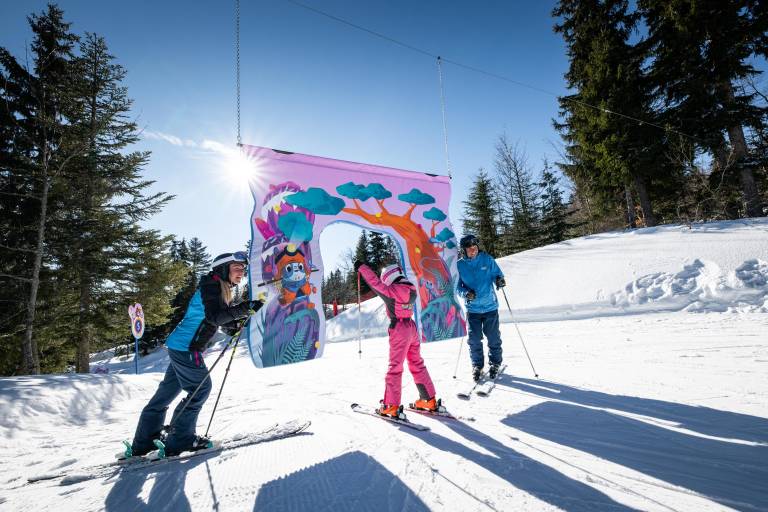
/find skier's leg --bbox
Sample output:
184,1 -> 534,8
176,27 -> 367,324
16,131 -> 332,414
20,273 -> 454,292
466,312 -> 485,369
131,362 -> 182,455
483,309 -> 503,366
404,321 -> 436,400
383,322 -> 410,406
164,349 -> 212,454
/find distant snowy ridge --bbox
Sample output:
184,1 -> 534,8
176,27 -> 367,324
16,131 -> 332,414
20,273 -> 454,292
326,219 -> 768,339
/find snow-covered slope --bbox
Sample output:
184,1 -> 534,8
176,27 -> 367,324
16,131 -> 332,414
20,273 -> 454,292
504,218 -> 768,319
1,220 -> 767,511
324,218 -> 768,339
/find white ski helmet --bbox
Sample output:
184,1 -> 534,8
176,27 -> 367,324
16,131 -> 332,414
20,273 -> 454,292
380,264 -> 405,286
211,251 -> 248,282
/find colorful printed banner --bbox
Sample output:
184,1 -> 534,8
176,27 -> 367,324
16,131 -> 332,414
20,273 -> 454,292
244,145 -> 467,368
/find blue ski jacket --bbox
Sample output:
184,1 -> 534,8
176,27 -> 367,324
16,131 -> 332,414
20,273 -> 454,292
456,251 -> 505,314
166,273 -> 253,352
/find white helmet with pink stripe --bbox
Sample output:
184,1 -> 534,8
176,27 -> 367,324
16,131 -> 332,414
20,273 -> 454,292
380,264 -> 405,286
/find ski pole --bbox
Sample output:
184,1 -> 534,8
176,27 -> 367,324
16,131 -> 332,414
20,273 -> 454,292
204,323 -> 244,437
500,287 -> 538,378
357,270 -> 362,359
165,316 -> 249,434
452,334 -> 464,379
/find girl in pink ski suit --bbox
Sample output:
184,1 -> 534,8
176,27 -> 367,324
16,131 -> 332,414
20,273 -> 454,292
356,261 -> 440,417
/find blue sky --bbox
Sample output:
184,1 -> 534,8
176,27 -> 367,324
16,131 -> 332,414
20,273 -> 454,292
2,1 -> 569,270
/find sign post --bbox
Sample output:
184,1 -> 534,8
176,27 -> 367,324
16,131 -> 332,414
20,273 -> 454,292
128,303 -> 145,375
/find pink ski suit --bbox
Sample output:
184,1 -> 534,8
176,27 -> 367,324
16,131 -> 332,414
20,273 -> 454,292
358,264 -> 436,406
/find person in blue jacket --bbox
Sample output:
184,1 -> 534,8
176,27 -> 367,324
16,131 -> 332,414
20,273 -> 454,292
456,234 -> 506,382
130,251 -> 261,456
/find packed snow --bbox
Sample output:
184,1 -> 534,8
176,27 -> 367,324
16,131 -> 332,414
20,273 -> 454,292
1,219 -> 767,511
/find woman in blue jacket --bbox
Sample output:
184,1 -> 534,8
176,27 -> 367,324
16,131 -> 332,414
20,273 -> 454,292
130,251 -> 259,456
456,234 -> 506,382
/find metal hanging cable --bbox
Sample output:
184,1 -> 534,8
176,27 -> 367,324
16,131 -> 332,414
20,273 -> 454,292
235,0 -> 242,147
283,0 -> 706,146
437,57 -> 452,179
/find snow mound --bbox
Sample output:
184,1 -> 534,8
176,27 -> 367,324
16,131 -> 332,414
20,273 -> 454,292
502,219 -> 768,320
325,297 -> 389,342
610,258 -> 768,313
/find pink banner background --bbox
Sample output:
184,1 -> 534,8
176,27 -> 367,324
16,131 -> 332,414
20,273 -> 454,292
244,145 -> 466,368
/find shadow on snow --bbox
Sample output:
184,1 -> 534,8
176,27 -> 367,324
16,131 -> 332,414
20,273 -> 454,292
499,377 -> 768,511
253,450 -> 430,511
400,417 -> 635,511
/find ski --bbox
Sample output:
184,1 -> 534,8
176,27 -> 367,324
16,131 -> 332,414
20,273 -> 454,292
475,364 -> 507,397
27,419 -> 311,485
350,403 -> 430,431
406,405 -> 475,422
456,369 -> 488,400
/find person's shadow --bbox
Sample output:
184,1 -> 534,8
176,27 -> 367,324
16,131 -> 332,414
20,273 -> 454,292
500,376 -> 768,443
253,450 -> 430,511
497,377 -> 768,511
104,451 -> 219,511
400,417 -> 637,511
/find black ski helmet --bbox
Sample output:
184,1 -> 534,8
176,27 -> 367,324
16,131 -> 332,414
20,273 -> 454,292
211,251 -> 248,282
459,234 -> 480,257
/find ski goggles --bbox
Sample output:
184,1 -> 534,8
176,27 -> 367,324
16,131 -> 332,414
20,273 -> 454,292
212,251 -> 249,269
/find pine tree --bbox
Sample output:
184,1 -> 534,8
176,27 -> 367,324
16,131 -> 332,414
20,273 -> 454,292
42,33 -> 172,372
462,169 -> 499,257
538,160 -> 574,245
639,0 -> 766,218
125,231 -> 186,354
493,136 -> 540,253
553,0 -> 664,229
187,237 -> 211,278
383,236 -> 400,266
0,5 -> 80,374
170,238 -> 190,262
352,231 -> 371,295
166,236 -> 210,335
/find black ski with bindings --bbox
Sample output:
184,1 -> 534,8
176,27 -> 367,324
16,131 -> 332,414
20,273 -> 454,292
27,419 -> 311,485
350,403 -> 430,431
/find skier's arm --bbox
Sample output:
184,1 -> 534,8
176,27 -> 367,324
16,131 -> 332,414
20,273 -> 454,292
201,280 -> 250,326
358,264 -> 398,299
488,257 -> 506,288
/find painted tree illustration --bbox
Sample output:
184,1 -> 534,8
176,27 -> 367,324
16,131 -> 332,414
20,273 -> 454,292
286,183 -> 465,340
423,207 -> 447,238
432,227 -> 456,252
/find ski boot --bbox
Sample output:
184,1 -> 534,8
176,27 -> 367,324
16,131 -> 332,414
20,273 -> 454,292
376,402 -> 407,420
472,366 -> 483,382
189,434 -> 214,452
412,397 -> 446,413
163,434 -> 214,457
488,363 -> 501,380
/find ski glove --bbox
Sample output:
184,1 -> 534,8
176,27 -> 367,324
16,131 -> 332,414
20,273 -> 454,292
495,276 -> 506,289
465,289 -> 476,301
353,260 -> 365,272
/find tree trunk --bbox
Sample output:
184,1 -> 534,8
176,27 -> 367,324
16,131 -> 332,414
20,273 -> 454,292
624,184 -> 635,228
633,174 -> 657,227
723,81 -> 763,217
76,275 -> 92,373
21,169 -> 49,375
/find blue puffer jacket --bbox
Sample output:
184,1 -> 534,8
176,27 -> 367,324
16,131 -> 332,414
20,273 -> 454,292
456,251 -> 504,314
166,274 -> 252,352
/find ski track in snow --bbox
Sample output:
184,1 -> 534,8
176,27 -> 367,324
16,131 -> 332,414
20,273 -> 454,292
1,219 -> 767,511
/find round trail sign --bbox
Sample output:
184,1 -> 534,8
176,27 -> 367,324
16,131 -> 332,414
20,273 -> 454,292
128,303 -> 145,338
